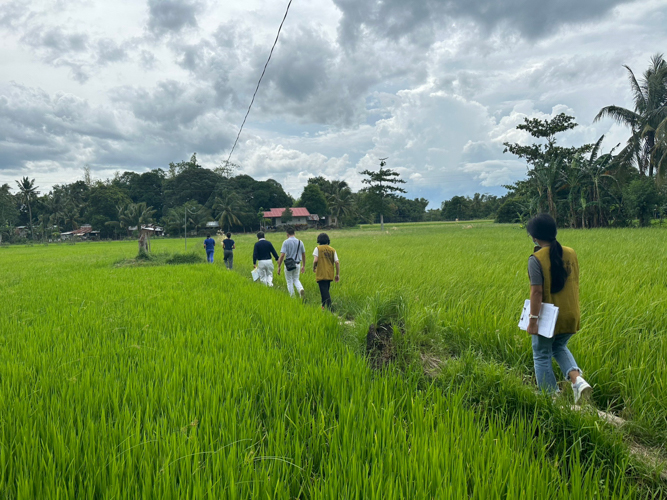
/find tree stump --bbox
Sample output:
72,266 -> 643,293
138,232 -> 148,254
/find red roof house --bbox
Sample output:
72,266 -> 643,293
263,207 -> 311,227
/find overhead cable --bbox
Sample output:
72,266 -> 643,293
224,0 -> 294,166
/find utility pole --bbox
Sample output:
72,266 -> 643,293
184,206 -> 196,250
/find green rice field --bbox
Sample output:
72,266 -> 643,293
1,223 -> 665,498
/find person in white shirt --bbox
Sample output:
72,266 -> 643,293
277,226 -> 306,299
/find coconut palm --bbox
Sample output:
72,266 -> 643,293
61,204 -> 80,231
120,202 -> 156,236
44,192 -> 66,232
595,53 -> 667,178
655,115 -> 667,183
15,177 -> 39,240
213,195 -> 242,232
327,186 -> 354,228
188,206 -> 211,235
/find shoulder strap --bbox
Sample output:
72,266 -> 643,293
293,239 -> 302,260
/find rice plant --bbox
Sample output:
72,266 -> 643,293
0,227 -> 664,498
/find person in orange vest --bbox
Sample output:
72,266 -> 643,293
312,233 -> 340,310
526,213 -> 592,404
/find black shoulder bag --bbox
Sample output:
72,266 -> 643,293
284,240 -> 301,271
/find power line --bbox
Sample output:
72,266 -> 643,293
225,0 -> 293,166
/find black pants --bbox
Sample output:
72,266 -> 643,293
318,280 -> 332,309
223,250 -> 233,269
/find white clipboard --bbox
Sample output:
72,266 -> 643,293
518,300 -> 559,338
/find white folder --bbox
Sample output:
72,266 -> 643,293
518,300 -> 559,338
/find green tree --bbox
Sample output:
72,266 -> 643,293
595,54 -> 667,179
360,159 -> 407,230
213,195 -> 242,232
120,202 -> 157,236
163,153 -> 222,209
441,196 -> 471,221
327,186 -> 354,227
495,198 -> 527,224
187,204 -> 212,235
307,177 -> 349,197
86,183 -> 132,238
281,207 -> 293,224
624,177 -> 660,226
504,114 -> 592,222
15,177 -> 39,240
0,184 -> 19,243
61,204 -> 81,232
162,207 -> 185,236
299,184 -> 328,217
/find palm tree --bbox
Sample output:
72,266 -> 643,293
37,214 -> 49,242
16,177 -> 39,240
327,186 -> 354,228
213,195 -> 242,232
162,207 -> 184,236
44,191 -> 66,232
655,114 -> 667,183
61,204 -> 80,232
188,207 -> 211,235
120,202 -> 156,236
595,54 -> 667,178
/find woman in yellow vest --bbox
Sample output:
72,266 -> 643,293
312,233 -> 340,310
526,214 -> 592,403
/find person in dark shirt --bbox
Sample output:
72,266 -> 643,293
203,234 -> 215,263
253,232 -> 279,286
222,232 -> 235,270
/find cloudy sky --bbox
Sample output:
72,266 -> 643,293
1,0 -> 666,205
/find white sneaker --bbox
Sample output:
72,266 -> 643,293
572,378 -> 592,405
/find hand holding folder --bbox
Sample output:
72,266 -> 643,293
518,300 -> 559,338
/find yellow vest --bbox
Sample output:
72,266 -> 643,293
533,245 -> 580,335
315,245 -> 336,282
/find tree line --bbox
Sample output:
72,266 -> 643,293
453,54 -> 667,227
1,155 -> 431,242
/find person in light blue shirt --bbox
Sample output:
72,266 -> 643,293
203,234 -> 215,263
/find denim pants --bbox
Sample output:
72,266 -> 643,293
206,251 -> 214,263
531,334 -> 580,392
285,266 -> 304,297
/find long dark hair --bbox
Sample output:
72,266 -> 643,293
526,213 -> 568,294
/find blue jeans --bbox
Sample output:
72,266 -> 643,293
207,251 -> 214,263
532,334 -> 580,392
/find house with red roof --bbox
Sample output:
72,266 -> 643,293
263,207 -> 311,227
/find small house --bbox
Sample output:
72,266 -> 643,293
263,208 -> 311,227
307,214 -> 320,227
61,224 -> 100,240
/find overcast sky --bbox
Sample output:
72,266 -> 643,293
1,0 -> 666,206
